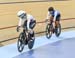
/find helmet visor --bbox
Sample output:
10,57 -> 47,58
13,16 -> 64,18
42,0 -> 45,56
18,13 -> 26,19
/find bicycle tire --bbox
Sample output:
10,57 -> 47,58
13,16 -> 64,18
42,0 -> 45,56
17,32 -> 24,52
46,24 -> 53,39
28,33 -> 35,49
55,23 -> 61,37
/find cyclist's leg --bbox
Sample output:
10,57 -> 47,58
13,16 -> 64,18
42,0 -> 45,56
50,16 -> 54,32
50,16 -> 54,25
55,21 -> 59,28
28,20 -> 36,39
55,14 -> 61,28
28,29 -> 34,39
23,20 -> 28,44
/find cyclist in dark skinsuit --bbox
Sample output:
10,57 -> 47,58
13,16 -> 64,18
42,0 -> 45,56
46,7 -> 61,30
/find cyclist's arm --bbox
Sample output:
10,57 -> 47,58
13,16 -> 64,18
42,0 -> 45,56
17,18 -> 23,32
18,18 -> 22,27
46,12 -> 49,21
46,11 -> 52,22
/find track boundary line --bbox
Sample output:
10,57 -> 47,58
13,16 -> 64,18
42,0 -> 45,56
0,0 -> 68,5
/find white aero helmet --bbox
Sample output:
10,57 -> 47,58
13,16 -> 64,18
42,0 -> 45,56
17,10 -> 26,18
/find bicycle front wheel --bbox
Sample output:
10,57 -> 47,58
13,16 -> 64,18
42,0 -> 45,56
46,24 -> 53,39
17,32 -> 24,52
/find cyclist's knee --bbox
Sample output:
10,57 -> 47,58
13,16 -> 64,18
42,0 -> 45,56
29,30 -> 34,37
55,21 -> 59,27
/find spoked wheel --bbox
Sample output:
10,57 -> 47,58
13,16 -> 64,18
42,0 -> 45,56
55,23 -> 61,37
28,33 -> 35,49
46,24 -> 53,39
17,32 -> 25,52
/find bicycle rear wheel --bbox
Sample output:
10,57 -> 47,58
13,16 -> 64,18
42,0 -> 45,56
55,23 -> 61,37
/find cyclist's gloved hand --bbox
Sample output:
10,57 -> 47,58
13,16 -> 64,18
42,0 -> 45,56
16,26 -> 20,32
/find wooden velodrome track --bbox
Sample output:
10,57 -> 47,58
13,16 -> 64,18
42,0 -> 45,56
0,0 -> 75,46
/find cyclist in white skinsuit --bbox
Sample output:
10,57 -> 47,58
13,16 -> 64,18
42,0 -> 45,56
46,7 -> 61,29
17,10 -> 36,41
